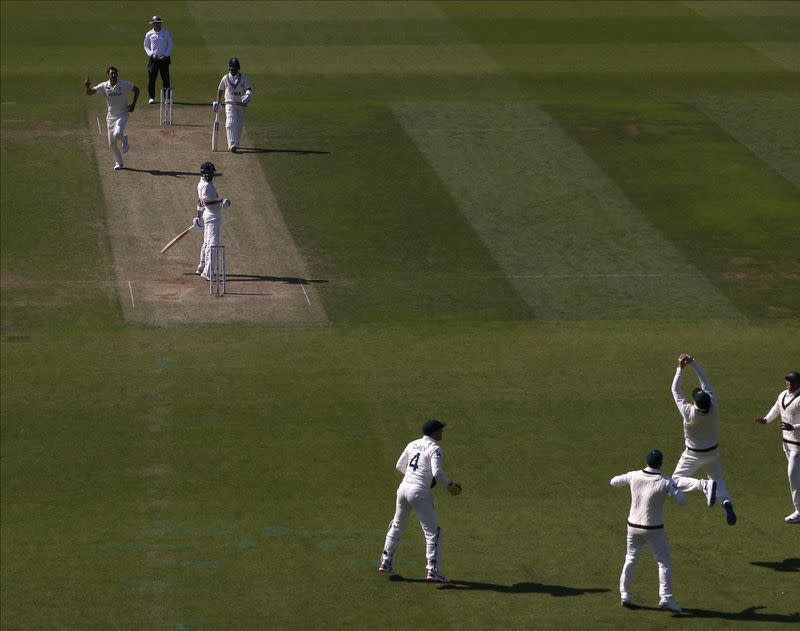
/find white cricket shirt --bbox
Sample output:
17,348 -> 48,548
198,178 -> 222,222
610,467 -> 684,528
93,80 -> 135,119
143,28 -> 173,57
672,362 -> 720,450
395,436 -> 451,490
763,389 -> 800,451
218,73 -> 252,104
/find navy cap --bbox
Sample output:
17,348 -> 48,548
422,419 -> 446,436
692,388 -> 711,411
645,449 -> 663,469
785,371 -> 800,383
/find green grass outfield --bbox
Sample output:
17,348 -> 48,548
2,1 -> 799,629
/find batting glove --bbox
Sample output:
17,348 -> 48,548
241,92 -> 251,105
212,101 -> 220,112
192,217 -> 203,229
221,198 -> 231,208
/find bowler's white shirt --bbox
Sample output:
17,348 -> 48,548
763,389 -> 800,450
672,362 -> 720,450
143,28 -> 173,57
93,80 -> 134,119
396,436 -> 451,489
610,467 -> 684,527
218,73 -> 252,104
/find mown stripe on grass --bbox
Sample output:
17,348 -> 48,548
392,102 -> 738,320
695,94 -> 800,190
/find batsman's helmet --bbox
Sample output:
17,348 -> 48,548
200,161 -> 216,180
785,371 -> 800,383
645,449 -> 663,469
228,57 -> 240,70
692,388 -> 711,412
422,419 -> 446,436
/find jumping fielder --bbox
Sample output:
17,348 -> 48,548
195,162 -> 230,279
85,67 -> 139,170
379,419 -> 462,583
611,449 -> 687,612
670,354 -> 736,525
212,58 -> 252,153
754,371 -> 800,524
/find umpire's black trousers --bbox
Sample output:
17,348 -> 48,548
147,56 -> 171,100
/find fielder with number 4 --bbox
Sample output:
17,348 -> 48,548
379,419 -> 461,583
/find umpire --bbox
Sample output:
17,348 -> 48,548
143,16 -> 173,104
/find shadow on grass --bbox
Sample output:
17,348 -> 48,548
389,575 -> 609,596
121,167 -> 201,178
750,558 -> 799,573
235,146 -> 330,155
226,274 -> 328,286
673,605 -> 800,623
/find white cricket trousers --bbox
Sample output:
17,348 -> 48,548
784,445 -> 800,512
672,447 -> 731,503
225,103 -> 246,149
106,113 -> 128,164
381,482 -> 442,572
199,212 -> 221,276
620,526 -> 673,602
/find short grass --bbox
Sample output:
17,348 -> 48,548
2,2 -> 798,630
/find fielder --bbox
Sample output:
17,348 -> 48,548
379,419 -> 462,583
754,371 -> 800,523
85,67 -> 139,170
611,449 -> 685,612
195,162 -> 230,280
213,58 -> 252,153
670,353 -> 736,525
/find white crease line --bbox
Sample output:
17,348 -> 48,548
300,283 -> 311,306
127,281 -> 135,308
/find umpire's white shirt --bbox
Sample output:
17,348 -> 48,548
143,28 -> 173,57
93,80 -> 134,119
672,363 -> 719,450
763,389 -> 800,451
610,468 -> 684,527
396,436 -> 451,490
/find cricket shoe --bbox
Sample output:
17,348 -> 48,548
378,562 -> 394,575
723,499 -> 737,525
702,479 -> 717,507
785,511 -> 800,524
113,162 -> 124,170
230,146 -> 238,153
426,571 -> 450,583
148,98 -> 156,104
659,599 -> 682,613
621,598 -> 634,609
121,135 -> 129,153
200,273 -> 211,281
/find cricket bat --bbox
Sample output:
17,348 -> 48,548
212,109 -> 220,151
160,225 -> 194,254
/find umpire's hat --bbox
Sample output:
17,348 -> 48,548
785,371 -> 800,383
422,419 -> 446,436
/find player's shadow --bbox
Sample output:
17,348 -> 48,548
671,605 -> 800,623
750,558 -> 799,573
389,576 -> 609,597
235,146 -> 330,155
122,167 -> 202,178
227,274 -> 328,286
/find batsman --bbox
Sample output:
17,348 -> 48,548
195,162 -> 231,280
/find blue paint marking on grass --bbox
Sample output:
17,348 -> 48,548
160,356 -> 168,369
262,524 -> 292,537
178,560 -> 223,569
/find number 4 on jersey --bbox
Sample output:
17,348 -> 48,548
408,453 -> 420,471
